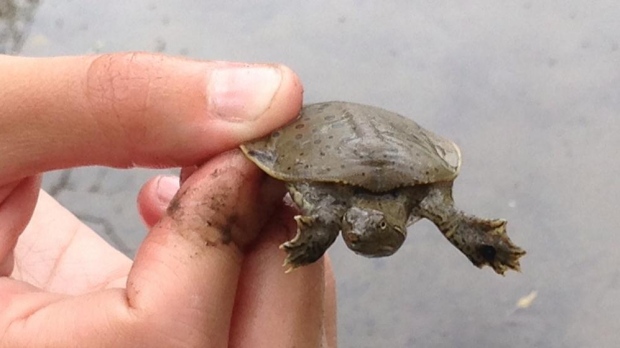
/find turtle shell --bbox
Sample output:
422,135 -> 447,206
241,101 -> 461,192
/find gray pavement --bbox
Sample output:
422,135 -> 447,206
3,1 -> 620,346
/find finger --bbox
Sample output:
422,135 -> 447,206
137,171 -> 340,346
229,206 -> 326,348
0,53 -> 303,183
180,165 -> 199,184
323,256 -> 338,348
2,153 -> 284,347
0,176 -> 41,276
136,175 -> 180,228
127,150 -> 286,346
10,190 -> 131,292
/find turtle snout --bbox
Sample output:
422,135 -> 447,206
342,207 -> 405,258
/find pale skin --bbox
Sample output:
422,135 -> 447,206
0,53 -> 337,347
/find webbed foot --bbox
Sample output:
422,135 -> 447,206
469,219 -> 526,275
445,217 -> 526,275
280,215 -> 339,272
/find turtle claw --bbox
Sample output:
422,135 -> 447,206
489,243 -> 526,275
282,258 -> 295,273
282,255 -> 298,274
277,215 -> 309,270
280,239 -> 317,271
455,217 -> 526,275
279,214 -> 339,272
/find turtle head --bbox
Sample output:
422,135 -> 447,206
341,206 -> 407,257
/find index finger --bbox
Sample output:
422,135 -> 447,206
126,151 -> 287,346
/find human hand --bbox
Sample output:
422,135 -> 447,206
0,53 -> 337,347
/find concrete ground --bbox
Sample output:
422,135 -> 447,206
3,1 -> 620,346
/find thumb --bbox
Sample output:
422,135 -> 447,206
0,53 -> 303,183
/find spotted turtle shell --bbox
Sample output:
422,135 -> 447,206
240,101 -> 462,192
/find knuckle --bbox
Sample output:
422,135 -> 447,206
84,53 -> 162,151
86,52 -> 152,114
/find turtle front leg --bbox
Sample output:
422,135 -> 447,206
280,215 -> 339,272
416,183 -> 525,274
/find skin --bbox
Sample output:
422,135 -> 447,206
280,182 -> 346,269
412,181 -> 526,275
244,100 -> 523,274
280,182 -> 411,269
281,178 -> 524,274
0,53 -> 336,347
341,192 -> 412,257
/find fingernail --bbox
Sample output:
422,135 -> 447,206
156,175 -> 180,204
208,65 -> 282,121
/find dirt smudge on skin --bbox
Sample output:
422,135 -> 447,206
166,185 -> 241,249
164,151 -> 279,252
166,191 -> 182,216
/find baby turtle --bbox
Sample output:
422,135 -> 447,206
241,101 -> 525,275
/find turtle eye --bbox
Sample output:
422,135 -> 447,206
379,221 -> 388,230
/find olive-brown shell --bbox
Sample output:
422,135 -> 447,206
240,101 -> 461,192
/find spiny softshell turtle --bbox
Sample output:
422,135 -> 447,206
240,101 -> 525,274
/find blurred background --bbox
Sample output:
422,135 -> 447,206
3,1 -> 620,346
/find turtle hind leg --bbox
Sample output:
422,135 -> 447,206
280,215 -> 339,272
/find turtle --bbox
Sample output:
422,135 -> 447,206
240,101 -> 525,275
